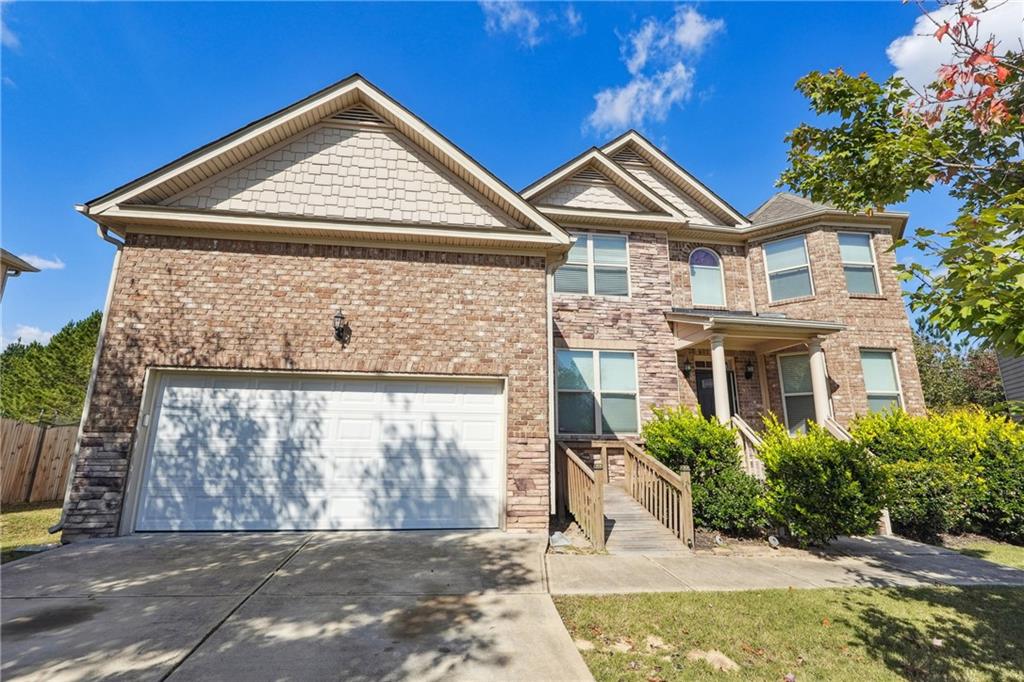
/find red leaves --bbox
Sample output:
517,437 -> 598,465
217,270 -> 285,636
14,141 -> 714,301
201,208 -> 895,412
938,89 -> 955,102
996,65 -> 1010,83
935,23 -> 951,41
966,42 -> 997,67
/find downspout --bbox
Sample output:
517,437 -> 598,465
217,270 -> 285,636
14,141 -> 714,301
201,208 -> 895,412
50,207 -> 124,535
546,244 -> 571,517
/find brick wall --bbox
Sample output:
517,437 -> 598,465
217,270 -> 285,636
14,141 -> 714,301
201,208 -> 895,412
749,227 -> 926,424
63,234 -> 551,541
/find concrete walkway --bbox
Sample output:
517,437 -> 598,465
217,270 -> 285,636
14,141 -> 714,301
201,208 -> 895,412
603,484 -> 689,555
547,535 -> 1024,595
2,532 -> 591,682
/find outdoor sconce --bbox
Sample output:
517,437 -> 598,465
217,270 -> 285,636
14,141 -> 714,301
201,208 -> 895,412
333,310 -> 352,346
745,361 -> 755,380
682,360 -> 693,378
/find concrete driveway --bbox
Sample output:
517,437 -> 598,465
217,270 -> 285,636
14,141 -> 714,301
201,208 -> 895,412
1,531 -> 592,682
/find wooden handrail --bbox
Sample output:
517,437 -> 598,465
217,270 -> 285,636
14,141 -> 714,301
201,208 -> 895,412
555,443 -> 605,550
622,441 -> 694,548
731,415 -> 766,480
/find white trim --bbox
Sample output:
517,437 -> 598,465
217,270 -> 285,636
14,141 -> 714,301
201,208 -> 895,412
837,230 -> 882,296
554,231 -> 631,298
688,247 -> 727,309
859,348 -> 905,412
555,349 -> 640,437
763,234 -> 815,303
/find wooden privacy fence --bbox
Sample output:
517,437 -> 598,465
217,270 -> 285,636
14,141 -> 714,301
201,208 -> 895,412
555,442 -> 605,550
623,441 -> 695,548
1,418 -> 78,505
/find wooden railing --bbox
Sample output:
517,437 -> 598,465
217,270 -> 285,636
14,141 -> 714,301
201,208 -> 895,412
622,441 -> 694,548
555,443 -> 605,550
730,415 -> 766,480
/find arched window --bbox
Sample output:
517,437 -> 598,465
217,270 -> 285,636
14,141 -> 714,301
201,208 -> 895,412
689,248 -> 725,307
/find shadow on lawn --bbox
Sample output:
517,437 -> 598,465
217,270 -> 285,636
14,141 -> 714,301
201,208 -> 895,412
839,586 -> 1024,681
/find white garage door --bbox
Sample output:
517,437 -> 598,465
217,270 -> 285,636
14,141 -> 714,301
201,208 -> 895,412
133,373 -> 504,531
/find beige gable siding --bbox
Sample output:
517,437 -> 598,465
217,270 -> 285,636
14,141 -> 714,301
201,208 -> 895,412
626,166 -> 721,225
536,180 -> 646,212
167,126 -> 520,229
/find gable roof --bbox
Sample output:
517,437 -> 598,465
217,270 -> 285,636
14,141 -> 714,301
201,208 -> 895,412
749,192 -> 833,223
1,249 -> 40,274
600,130 -> 751,227
81,74 -> 569,249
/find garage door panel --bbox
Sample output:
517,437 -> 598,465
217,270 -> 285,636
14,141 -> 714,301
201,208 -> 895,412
135,375 -> 504,531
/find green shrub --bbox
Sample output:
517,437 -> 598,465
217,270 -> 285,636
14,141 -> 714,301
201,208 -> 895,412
883,460 -> 973,542
972,441 -> 1024,544
641,406 -> 764,535
759,416 -> 885,546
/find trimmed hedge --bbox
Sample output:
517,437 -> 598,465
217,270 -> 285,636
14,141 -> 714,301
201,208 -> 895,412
882,460 -> 973,542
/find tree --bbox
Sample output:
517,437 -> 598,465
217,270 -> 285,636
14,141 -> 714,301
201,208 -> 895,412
0,311 -> 101,423
914,321 -> 1005,409
779,0 -> 1024,353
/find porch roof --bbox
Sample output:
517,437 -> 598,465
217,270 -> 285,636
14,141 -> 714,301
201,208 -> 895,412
666,308 -> 845,352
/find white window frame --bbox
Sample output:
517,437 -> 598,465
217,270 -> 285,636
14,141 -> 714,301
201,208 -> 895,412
689,247 -> 727,308
859,348 -> 904,412
838,231 -> 882,296
555,232 -> 631,298
777,352 -> 814,432
555,349 -> 640,436
763,234 -> 815,302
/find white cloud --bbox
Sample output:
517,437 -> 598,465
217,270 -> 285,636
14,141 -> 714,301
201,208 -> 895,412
2,325 -> 53,348
19,254 -> 65,270
564,3 -> 584,36
480,1 -> 542,48
588,5 -> 724,133
887,1 -> 1024,92
1,1 -> 19,50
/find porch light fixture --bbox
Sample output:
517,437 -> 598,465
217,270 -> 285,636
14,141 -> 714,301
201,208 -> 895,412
744,361 -> 755,380
682,360 -> 693,378
333,310 -> 352,346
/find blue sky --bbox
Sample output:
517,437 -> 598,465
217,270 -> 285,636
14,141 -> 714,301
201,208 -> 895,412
2,1 -> 961,346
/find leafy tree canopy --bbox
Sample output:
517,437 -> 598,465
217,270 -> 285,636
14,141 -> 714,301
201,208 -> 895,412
779,0 -> 1024,353
0,311 -> 101,424
914,321 -> 1006,410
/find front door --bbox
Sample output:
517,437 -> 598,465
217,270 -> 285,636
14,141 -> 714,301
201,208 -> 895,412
695,369 -> 737,420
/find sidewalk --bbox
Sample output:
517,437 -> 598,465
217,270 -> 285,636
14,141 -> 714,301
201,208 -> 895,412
546,536 -> 1024,595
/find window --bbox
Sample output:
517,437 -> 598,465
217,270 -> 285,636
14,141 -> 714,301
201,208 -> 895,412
860,350 -> 903,412
839,232 -> 880,295
689,248 -> 726,307
554,233 -> 629,296
556,349 -> 638,434
778,353 -> 815,433
764,235 -> 813,301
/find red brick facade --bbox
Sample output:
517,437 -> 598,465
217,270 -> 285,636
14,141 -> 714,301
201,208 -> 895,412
62,234 -> 551,541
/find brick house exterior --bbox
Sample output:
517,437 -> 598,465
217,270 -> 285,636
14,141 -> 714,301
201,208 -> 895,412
62,76 -> 925,541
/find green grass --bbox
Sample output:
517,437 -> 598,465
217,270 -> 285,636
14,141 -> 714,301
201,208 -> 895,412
1,501 -> 62,563
947,538 -> 1024,571
555,587 -> 1024,681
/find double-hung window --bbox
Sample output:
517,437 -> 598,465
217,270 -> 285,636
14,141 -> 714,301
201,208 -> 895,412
556,349 -> 638,434
689,248 -> 726,307
778,353 -> 815,433
764,235 -> 813,301
860,350 -> 903,412
838,232 -> 880,295
554,233 -> 629,296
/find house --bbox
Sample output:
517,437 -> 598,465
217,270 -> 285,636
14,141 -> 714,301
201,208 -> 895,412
997,354 -> 1024,403
1,249 -> 40,301
61,75 -> 924,542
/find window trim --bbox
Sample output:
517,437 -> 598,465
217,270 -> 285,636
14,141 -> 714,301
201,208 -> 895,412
688,247 -> 727,308
555,348 -> 640,436
774,350 -> 815,430
838,231 -> 882,296
555,232 -> 631,298
763,234 -> 815,303
859,348 -> 904,412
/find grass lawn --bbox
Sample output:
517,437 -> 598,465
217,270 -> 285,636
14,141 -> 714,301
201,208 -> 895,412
1,501 -> 62,563
555,587 -> 1024,681
944,537 -> 1024,571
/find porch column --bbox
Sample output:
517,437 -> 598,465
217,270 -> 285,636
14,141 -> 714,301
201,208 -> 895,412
808,337 -> 831,423
709,334 -> 730,423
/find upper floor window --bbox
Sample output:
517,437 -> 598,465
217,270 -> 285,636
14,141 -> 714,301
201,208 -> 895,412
860,349 -> 903,412
838,232 -> 880,295
556,349 -> 638,435
689,248 -> 726,307
764,235 -> 813,302
554,233 -> 629,297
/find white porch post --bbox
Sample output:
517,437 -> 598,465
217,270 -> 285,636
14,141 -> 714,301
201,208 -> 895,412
709,334 -> 730,423
808,337 -> 831,423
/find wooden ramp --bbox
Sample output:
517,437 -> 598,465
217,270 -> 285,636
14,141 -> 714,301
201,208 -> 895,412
603,484 -> 691,555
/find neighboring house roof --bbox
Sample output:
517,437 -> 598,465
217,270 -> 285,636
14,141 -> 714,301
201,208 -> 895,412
1,249 -> 40,274
997,354 -> 1024,402
80,74 -> 570,251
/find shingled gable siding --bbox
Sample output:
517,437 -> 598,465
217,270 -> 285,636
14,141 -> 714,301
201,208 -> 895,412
749,227 -> 926,424
552,229 -> 680,433
62,234 -> 550,541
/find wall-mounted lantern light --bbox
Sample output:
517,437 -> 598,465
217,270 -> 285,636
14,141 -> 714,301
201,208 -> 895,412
682,360 -> 693,378
744,360 -> 755,380
333,310 -> 352,346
